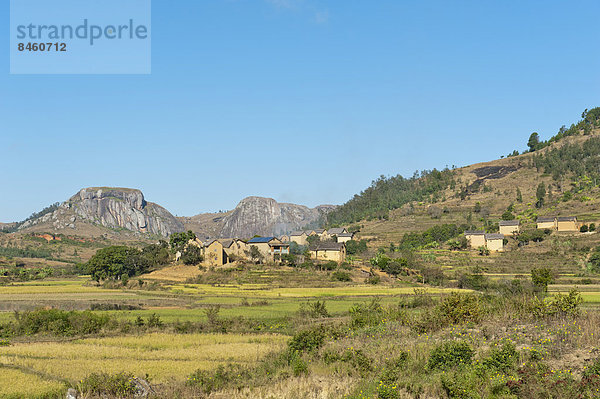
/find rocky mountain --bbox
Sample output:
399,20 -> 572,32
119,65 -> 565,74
182,197 -> 336,239
17,187 -> 184,237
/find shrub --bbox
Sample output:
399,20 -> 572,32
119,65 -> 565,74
590,223 -> 596,232
187,364 -> 249,393
13,309 -> 109,336
332,270 -> 351,281
427,341 -> 474,370
319,261 -> 338,271
478,246 -> 490,256
287,326 -> 327,353
298,300 -> 329,318
531,267 -> 554,292
349,298 -> 384,329
436,292 -> 484,325
440,370 -> 478,399
482,341 -> 519,372
79,372 -> 137,397
181,245 -> 204,265
380,352 -> 409,384
365,274 -> 381,285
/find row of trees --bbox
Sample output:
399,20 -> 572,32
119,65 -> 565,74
87,231 -> 204,282
326,168 -> 456,225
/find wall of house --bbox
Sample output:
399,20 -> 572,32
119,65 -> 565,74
557,221 -> 578,231
499,225 -> 520,235
312,249 -> 346,262
466,235 -> 486,248
290,235 -> 307,246
537,222 -> 556,230
486,239 -> 504,252
205,242 -> 226,266
337,236 -> 353,243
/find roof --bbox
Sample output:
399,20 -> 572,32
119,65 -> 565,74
248,237 -> 277,243
485,233 -> 504,240
218,239 -> 234,248
204,239 -> 221,247
537,217 -> 556,223
304,230 -> 316,235
313,229 -> 326,234
499,220 -> 519,226
311,242 -> 345,251
557,216 -> 577,222
290,231 -> 304,236
464,230 -> 485,235
328,227 -> 347,235
269,242 -> 290,247
338,233 -> 354,237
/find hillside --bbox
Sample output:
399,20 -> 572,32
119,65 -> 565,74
328,108 -> 600,247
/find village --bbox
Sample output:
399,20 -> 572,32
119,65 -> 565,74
464,215 -> 583,252
179,214 -> 588,268
183,228 -> 356,267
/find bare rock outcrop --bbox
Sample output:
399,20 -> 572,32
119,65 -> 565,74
19,187 -> 184,237
219,196 -> 335,238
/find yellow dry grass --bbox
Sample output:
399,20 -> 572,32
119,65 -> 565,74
143,264 -> 203,282
0,333 -> 287,385
0,367 -> 65,398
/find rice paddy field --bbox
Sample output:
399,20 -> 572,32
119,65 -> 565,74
0,333 -> 287,397
2,241 -> 600,398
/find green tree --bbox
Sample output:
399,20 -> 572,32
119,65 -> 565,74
531,267 -> 554,292
87,246 -> 150,282
535,182 -> 546,208
516,187 -> 523,203
180,245 -> 204,265
528,132 -> 540,152
501,210 -> 515,221
247,245 -> 263,263
169,230 -> 196,253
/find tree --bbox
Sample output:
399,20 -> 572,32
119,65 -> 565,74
141,241 -> 171,267
169,230 -> 196,253
528,132 -> 540,152
180,245 -> 203,265
501,211 -> 516,221
536,182 -> 546,208
306,235 -> 320,246
247,245 -> 263,263
516,187 -> 523,203
474,202 -> 482,213
531,267 -> 554,292
87,246 -> 150,282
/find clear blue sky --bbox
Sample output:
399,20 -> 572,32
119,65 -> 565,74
2,0 -> 600,222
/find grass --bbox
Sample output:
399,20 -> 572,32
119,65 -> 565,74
0,367 -> 65,399
0,333 -> 287,390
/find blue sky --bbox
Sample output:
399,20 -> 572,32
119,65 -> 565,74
2,0 -> 600,222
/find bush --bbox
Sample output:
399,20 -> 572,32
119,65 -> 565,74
482,341 -> 519,372
287,326 -> 327,353
349,298 -> 384,329
581,224 -> 589,233
436,293 -> 484,325
181,245 -> 203,265
298,301 -> 329,318
531,267 -> 554,292
79,372 -> 137,397
590,223 -> 596,232
13,309 -> 109,336
332,270 -> 351,281
427,341 -> 474,370
319,261 -> 338,271
187,364 -> 249,393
